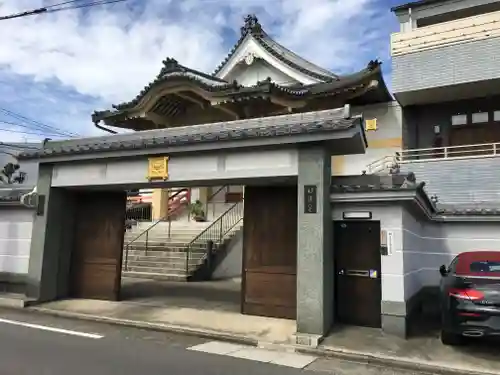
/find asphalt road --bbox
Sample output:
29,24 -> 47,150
0,308 -> 424,375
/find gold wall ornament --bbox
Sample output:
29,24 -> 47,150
147,156 -> 169,181
365,118 -> 377,131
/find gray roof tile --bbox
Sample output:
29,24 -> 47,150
19,107 -> 360,160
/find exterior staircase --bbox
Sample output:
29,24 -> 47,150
122,200 -> 244,281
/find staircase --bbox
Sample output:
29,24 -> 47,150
367,143 -> 500,205
123,198 -> 244,281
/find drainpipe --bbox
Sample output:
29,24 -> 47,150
93,121 -> 118,134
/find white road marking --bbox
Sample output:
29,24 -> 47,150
0,318 -> 104,339
188,341 -> 317,369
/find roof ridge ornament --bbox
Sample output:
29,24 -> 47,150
241,14 -> 263,37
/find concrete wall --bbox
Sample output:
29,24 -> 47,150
51,148 -> 299,188
392,37 -> 500,94
212,229 -> 243,280
332,204 -> 405,303
0,144 -> 38,188
333,102 -> 402,176
0,207 -> 33,274
402,209 -> 500,301
401,157 -> 500,204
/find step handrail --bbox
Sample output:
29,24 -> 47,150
124,188 -> 190,270
184,200 -> 244,275
205,185 -> 228,219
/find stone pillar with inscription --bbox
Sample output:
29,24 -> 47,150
295,146 -> 333,347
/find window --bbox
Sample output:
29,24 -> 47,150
448,256 -> 459,274
451,114 -> 467,126
470,261 -> 500,273
472,112 -> 488,123
494,111 -> 500,122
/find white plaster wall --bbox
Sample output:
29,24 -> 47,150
51,149 -> 299,188
402,210 -> 500,299
0,208 -> 33,274
225,59 -> 299,86
337,102 -> 401,176
332,204 -> 405,303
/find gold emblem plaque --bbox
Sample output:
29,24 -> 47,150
365,118 -> 377,131
147,156 -> 169,181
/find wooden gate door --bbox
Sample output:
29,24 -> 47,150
242,185 -> 297,319
70,191 -> 126,300
334,221 -> 382,328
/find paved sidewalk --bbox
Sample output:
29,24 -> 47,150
29,298 -> 295,345
308,325 -> 500,375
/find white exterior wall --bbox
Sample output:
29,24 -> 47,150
334,102 -> 401,176
402,210 -> 500,299
51,149 -> 299,188
225,59 -> 299,86
0,207 -> 33,274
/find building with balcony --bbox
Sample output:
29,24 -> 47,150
384,0 -> 500,205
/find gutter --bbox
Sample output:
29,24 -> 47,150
94,121 -> 118,134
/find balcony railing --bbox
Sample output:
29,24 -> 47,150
366,142 -> 500,174
391,10 -> 500,56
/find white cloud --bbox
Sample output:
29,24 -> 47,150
0,0 -> 394,141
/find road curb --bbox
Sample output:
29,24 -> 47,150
297,346 -> 499,375
20,306 -> 499,375
27,306 -> 258,347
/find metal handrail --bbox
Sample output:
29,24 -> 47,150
205,185 -> 227,220
366,142 -> 500,173
123,188 -> 189,270
184,200 -> 244,275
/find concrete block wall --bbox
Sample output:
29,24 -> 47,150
392,37 -> 500,94
401,157 -> 500,204
0,207 -> 33,274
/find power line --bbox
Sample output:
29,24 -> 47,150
0,127 -> 67,138
0,119 -> 70,137
0,142 -> 41,150
0,0 -> 128,21
0,108 -> 79,137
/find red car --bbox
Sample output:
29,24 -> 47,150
439,251 -> 500,345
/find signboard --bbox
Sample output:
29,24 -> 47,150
304,185 -> 317,214
365,118 -> 377,131
147,156 -> 169,181
387,230 -> 394,256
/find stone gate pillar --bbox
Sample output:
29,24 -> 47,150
295,147 -> 333,347
26,164 -> 76,302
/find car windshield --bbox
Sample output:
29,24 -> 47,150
470,261 -> 500,273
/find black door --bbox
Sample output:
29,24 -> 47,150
334,221 -> 382,328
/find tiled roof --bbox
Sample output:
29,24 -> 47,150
213,15 -> 338,81
0,188 -> 32,205
93,59 -> 390,126
19,107 -> 361,160
437,204 -> 500,216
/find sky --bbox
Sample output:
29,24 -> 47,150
0,0 -> 407,143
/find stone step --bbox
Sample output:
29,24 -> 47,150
124,248 -> 205,256
124,245 -> 207,253
124,253 -> 205,262
125,226 -> 243,242
122,271 -> 188,281
124,259 -> 203,269
124,265 -> 198,275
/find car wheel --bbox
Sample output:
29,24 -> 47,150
441,330 -> 464,346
